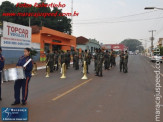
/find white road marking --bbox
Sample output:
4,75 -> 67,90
160,73 -> 163,77
151,65 -> 155,69
160,105 -> 163,107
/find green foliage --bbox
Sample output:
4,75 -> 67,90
30,49 -> 38,59
160,47 -> 163,56
120,39 -> 144,52
0,1 -> 72,34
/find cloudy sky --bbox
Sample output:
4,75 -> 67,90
1,0 -> 163,47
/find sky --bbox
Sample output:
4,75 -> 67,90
1,0 -> 163,48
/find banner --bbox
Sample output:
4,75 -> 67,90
1,21 -> 31,48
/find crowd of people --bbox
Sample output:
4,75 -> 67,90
45,48 -> 129,77
0,47 -> 128,105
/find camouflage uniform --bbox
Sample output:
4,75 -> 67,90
96,51 -> 104,77
124,52 -> 128,73
119,52 -> 125,72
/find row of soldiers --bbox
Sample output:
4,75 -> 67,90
45,49 -> 128,77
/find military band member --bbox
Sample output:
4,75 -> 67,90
12,48 -> 33,105
74,50 -> 79,70
72,50 -> 76,68
46,50 -> 54,73
124,50 -> 129,73
88,50 -> 92,65
49,50 -> 54,72
93,49 -> 98,71
110,49 -> 116,67
60,50 -> 66,66
65,50 -> 71,69
83,50 -> 89,73
104,50 -> 110,70
81,50 -> 84,67
0,47 -> 5,101
54,50 -> 59,71
120,51 -> 125,72
96,49 -> 104,77
67,50 -> 71,68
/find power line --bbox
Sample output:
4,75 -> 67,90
73,16 -> 163,25
75,10 -> 159,22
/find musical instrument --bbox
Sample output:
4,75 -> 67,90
3,67 -> 25,81
3,58 -> 32,81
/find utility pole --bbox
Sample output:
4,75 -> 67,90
71,0 -> 73,35
29,17 -> 31,27
149,30 -> 156,54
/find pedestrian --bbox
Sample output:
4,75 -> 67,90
104,50 -> 109,70
12,48 -> 33,105
60,50 -> 66,66
108,51 -> 111,70
83,50 -> 89,73
72,50 -> 76,68
49,50 -> 54,72
110,49 -> 116,67
119,51 -> 125,72
88,50 -> 92,65
93,49 -> 98,71
67,50 -> 71,68
124,50 -> 129,73
54,50 -> 59,71
0,47 -> 5,101
74,50 -> 79,70
65,50 -> 71,69
95,49 -> 104,77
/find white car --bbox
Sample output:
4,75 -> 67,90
150,55 -> 163,63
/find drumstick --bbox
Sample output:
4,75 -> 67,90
23,58 -> 32,68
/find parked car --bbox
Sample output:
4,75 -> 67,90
150,55 -> 163,63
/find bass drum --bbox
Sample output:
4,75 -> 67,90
7,67 -> 25,81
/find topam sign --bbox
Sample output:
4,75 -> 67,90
1,21 -> 31,48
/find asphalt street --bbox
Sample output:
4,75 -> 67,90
0,54 -> 163,122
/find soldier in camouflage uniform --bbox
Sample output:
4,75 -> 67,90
88,50 -> 92,65
54,50 -> 59,71
60,50 -> 66,66
72,50 -> 76,68
46,50 -> 54,73
104,50 -> 110,70
124,50 -> 129,73
83,50 -> 89,74
95,49 -> 104,77
80,50 -> 84,67
119,51 -> 125,72
65,51 -> 70,69
93,49 -> 98,71
67,50 -> 71,68
74,50 -> 79,70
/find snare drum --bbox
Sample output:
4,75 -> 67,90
3,67 -> 25,81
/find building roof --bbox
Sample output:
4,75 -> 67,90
31,25 -> 41,34
77,36 -> 89,45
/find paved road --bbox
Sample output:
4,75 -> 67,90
0,55 -> 163,122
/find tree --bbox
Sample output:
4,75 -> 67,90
120,39 -> 144,52
0,1 -> 72,34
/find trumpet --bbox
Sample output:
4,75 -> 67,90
60,63 -> 66,79
45,59 -> 50,77
81,61 -> 88,79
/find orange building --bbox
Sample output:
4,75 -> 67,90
31,26 -> 76,61
32,26 -> 76,52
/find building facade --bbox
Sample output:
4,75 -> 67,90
31,26 -> 76,61
102,44 -> 128,51
76,36 -> 101,52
